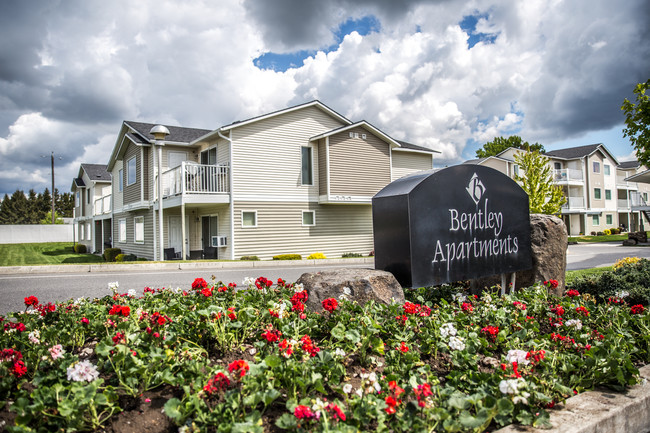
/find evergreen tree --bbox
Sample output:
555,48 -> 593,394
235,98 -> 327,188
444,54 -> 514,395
0,193 -> 12,224
4,190 -> 30,224
57,191 -> 74,218
38,188 -> 52,220
26,189 -> 40,224
514,150 -> 566,214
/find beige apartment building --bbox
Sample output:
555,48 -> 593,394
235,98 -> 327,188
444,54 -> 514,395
465,144 -> 650,236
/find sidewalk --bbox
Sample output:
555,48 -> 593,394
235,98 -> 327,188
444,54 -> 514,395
0,257 -> 376,275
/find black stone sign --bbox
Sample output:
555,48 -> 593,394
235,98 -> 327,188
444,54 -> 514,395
372,165 -> 532,288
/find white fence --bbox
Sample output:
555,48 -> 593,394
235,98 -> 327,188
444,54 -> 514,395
0,224 -> 74,244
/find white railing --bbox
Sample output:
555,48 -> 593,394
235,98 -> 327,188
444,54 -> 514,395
161,162 -> 230,198
553,168 -> 583,182
94,195 -> 111,215
618,199 -> 630,209
617,174 -> 638,188
630,191 -> 648,207
562,197 -> 585,209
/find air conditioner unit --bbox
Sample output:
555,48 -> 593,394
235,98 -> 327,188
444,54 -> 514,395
212,236 -> 228,247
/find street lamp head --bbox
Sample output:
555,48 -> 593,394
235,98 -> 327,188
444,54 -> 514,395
150,125 -> 170,141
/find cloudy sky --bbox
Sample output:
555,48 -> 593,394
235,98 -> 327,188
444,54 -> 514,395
0,0 -> 649,197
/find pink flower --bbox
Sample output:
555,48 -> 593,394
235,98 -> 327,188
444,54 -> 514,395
48,344 -> 65,360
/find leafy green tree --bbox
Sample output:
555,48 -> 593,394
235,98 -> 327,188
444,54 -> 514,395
622,79 -> 650,167
39,210 -> 64,224
514,150 -> 566,214
476,136 -> 545,159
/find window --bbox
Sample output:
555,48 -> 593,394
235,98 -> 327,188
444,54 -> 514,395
86,189 -> 90,204
605,189 -> 611,200
118,169 -> 123,192
75,191 -> 80,205
127,157 -> 136,186
606,214 -> 613,225
119,219 -> 127,243
513,165 -> 519,177
200,147 -> 217,165
301,146 -> 313,185
242,211 -> 257,228
592,215 -> 599,225
302,210 -> 315,226
594,188 -> 601,200
134,216 -> 144,243
593,161 -> 600,173
86,223 -> 91,241
604,165 -> 611,176
554,162 -> 561,170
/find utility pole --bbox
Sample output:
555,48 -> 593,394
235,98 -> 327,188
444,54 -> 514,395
42,151 -> 61,224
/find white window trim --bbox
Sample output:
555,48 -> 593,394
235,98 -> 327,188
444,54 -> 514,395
606,214 -> 613,225
302,210 -> 315,227
241,210 -> 257,228
86,222 -> 92,241
593,161 -> 600,173
604,164 -> 611,176
301,146 -> 314,186
80,224 -> 85,241
134,216 -> 144,244
126,157 -> 136,186
118,218 -> 127,243
594,188 -> 601,200
605,189 -> 611,200
592,215 -> 600,225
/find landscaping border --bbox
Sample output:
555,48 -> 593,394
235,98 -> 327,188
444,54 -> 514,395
496,364 -> 650,433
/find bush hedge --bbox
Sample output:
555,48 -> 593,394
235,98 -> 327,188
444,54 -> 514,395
115,254 -> 137,262
307,252 -> 327,259
240,256 -> 260,261
272,254 -> 302,260
73,244 -> 87,254
342,252 -> 363,258
103,248 -> 122,262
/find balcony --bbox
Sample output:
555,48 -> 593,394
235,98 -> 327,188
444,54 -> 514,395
553,168 -> 583,184
158,162 -> 230,206
94,194 -> 111,215
618,199 -> 630,209
616,174 -> 638,189
561,197 -> 585,211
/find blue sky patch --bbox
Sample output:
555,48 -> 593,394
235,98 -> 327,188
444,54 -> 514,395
460,13 -> 498,49
254,15 -> 381,72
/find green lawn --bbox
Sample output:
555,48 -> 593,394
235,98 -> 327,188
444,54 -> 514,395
0,242 -> 105,266
568,234 -> 629,243
565,266 -> 613,284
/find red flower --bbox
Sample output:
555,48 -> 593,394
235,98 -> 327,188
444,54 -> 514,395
261,325 -> 282,343
201,287 -> 212,297
461,302 -> 473,313
24,296 -> 39,307
108,304 -> 130,317
227,307 -> 237,321
255,277 -> 273,290
192,278 -> 208,290
294,405 -> 317,420
551,305 -> 565,316
322,298 -> 338,312
566,289 -> 580,298
396,315 -> 408,325
203,372 -> 230,396
403,302 -> 431,317
414,383 -> 434,408
325,403 -> 346,421
544,280 -> 559,289
396,342 -> 409,353
112,332 -> 126,345
631,304 -> 645,315
384,381 -> 405,414
80,317 -> 89,325
11,360 -> 27,378
481,325 -> 499,342
512,301 -> 527,310
278,339 -> 293,358
228,359 -> 249,378
575,306 -> 589,316
300,335 -> 320,357
526,349 -> 545,365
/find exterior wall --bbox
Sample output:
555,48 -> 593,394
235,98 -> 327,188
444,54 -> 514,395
112,210 -> 154,259
232,201 -> 373,260
318,139 -> 327,195
586,153 -> 605,210
328,127 -> 391,196
112,160 -> 124,211
479,158 -> 509,175
230,105 -> 344,201
391,151 -> 433,181
123,143 -> 143,205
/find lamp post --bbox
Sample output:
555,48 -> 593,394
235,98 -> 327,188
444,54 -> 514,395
150,125 -> 170,261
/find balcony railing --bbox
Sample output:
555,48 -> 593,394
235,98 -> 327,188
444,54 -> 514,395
618,199 -> 630,209
562,197 -> 585,210
553,168 -> 583,183
161,162 -> 230,198
94,195 -> 111,215
630,191 -> 648,207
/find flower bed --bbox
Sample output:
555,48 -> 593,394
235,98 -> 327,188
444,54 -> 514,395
1,270 -> 650,432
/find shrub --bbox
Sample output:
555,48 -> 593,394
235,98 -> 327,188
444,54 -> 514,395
272,253 -> 302,260
611,228 -> 620,235
596,231 -> 605,236
590,231 -> 597,236
240,255 -> 260,261
567,258 -> 650,305
137,257 -> 148,262
115,254 -> 137,262
104,248 -> 121,262
342,252 -> 363,258
307,252 -> 327,259
369,250 -> 375,256
73,244 -> 87,254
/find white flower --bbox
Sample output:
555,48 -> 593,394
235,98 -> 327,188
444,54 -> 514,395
339,286 -> 351,300
243,277 -> 255,286
128,289 -> 137,297
28,330 -> 40,345
452,293 -> 467,303
312,397 -> 327,412
293,283 -> 304,293
342,384 -> 353,394
107,281 -> 119,292
355,388 -> 363,397
249,347 -> 257,356
513,392 -> 530,405
482,294 -> 493,303
499,378 -> 522,395
448,336 -> 465,351
368,372 -> 377,383
172,287 -> 183,294
565,319 -> 583,330
373,382 -> 381,393
440,323 -> 457,338
505,349 -> 530,366
615,290 -> 630,299
334,348 -> 346,358
48,344 -> 65,360
67,360 -> 100,382
74,297 -> 86,305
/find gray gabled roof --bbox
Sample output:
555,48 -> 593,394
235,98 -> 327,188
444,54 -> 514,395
124,121 -> 211,144
81,163 -> 111,182
396,140 -> 440,153
618,160 -> 640,169
543,144 -> 602,160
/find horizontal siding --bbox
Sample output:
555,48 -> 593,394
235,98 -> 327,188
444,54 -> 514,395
231,105 -> 345,199
318,139 -> 327,195
112,160 -> 123,211
391,152 -> 433,180
233,201 -> 373,260
113,210 -> 154,259
162,205 -> 231,260
123,143 -> 141,205
329,127 -> 391,196
480,158 -> 508,174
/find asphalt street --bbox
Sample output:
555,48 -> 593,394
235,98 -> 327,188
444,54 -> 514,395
0,242 -> 648,316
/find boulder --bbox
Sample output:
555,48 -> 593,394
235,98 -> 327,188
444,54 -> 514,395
515,214 -> 567,295
629,231 -> 648,243
623,238 -> 638,246
296,268 -> 404,312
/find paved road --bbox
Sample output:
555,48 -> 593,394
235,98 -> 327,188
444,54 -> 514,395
1,242 -> 648,316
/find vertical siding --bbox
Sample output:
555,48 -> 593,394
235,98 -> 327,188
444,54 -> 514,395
328,127 -> 391,196
233,201 -> 373,260
391,151 -> 433,180
123,143 -> 141,205
231,106 -> 345,200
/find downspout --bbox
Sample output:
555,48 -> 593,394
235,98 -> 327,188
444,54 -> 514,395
217,128 -> 235,260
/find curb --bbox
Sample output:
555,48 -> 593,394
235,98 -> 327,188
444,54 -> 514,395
496,364 -> 650,433
0,257 -> 375,275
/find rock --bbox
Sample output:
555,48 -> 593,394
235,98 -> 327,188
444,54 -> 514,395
296,268 -> 404,312
516,214 -> 567,295
623,238 -> 638,246
629,231 -> 648,243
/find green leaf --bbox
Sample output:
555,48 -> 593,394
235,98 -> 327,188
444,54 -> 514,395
275,413 -> 297,429
345,329 -> 361,344
331,322 -> 346,340
497,397 -> 514,414
265,354 -> 282,368
164,398 -> 183,423
263,388 -> 281,406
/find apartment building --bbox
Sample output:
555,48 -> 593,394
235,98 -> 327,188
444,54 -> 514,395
71,164 -> 112,253
465,144 -> 650,235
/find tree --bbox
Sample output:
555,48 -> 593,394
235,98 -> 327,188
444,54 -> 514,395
475,136 -> 545,159
514,150 -> 566,214
622,79 -> 650,167
39,210 -> 64,224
